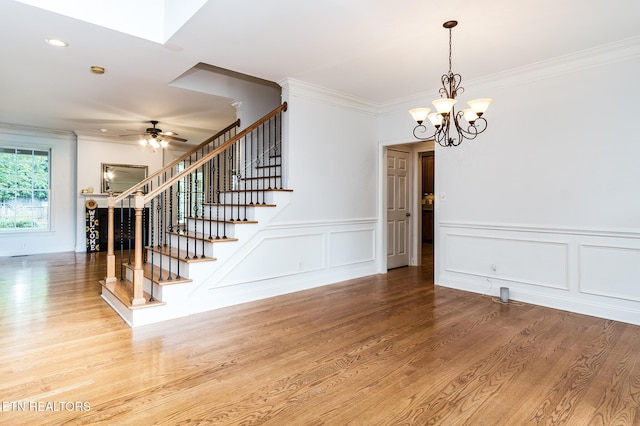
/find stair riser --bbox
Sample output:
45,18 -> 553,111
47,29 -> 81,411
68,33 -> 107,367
124,268 -> 166,301
240,181 -> 283,193
142,252 -> 194,278
243,163 -> 281,178
217,191 -> 279,205
199,206 -> 257,221
184,219 -> 237,237
157,234 -> 240,260
165,234 -> 216,257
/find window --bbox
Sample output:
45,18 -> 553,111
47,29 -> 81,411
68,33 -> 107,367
0,147 -> 50,231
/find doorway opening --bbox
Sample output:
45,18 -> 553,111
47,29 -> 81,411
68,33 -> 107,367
419,152 -> 435,268
383,141 -> 435,272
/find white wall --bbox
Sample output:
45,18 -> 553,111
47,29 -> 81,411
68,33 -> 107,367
74,134 -> 164,252
195,79 -> 381,295
379,37 -> 640,325
277,79 -> 379,223
170,64 -> 281,129
0,125 -> 76,256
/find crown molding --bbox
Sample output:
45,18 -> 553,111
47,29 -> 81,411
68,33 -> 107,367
279,78 -> 380,115
0,122 -> 75,140
383,35 -> 640,111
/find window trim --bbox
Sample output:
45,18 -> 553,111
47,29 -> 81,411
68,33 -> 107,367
0,145 -> 52,232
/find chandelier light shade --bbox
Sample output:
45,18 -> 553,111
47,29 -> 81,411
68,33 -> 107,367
410,20 -> 492,147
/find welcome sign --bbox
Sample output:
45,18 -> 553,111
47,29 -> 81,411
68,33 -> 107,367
85,199 -> 100,252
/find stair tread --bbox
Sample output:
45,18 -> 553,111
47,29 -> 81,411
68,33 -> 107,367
219,189 -> 293,193
122,261 -> 192,285
200,202 -> 275,208
242,175 -> 282,180
167,231 -> 240,241
185,216 -> 259,224
146,245 -> 217,263
100,279 -> 166,309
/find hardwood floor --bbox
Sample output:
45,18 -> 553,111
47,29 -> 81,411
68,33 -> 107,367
1,246 -> 639,425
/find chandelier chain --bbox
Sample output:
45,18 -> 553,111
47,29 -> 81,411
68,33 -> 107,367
448,27 -> 453,74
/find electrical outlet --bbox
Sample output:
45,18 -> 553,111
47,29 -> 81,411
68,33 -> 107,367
490,264 -> 497,273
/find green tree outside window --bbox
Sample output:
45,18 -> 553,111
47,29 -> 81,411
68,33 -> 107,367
0,147 -> 50,230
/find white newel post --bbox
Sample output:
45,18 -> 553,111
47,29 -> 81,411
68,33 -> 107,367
131,190 -> 146,305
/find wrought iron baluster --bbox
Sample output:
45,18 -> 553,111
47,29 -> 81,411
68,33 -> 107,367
175,184 -> 182,278
222,147 -> 227,239
215,153 -> 221,240
149,197 -> 155,301
192,169 -> 199,259
260,123 -> 266,205
249,131 -> 255,206
183,173 -> 190,260
119,201 -> 124,280
268,117 -> 273,190
243,134 -> 248,221
208,159 -> 214,240
127,196 -> 132,265
200,162 -> 206,258
166,185 -> 173,281
157,194 -> 163,282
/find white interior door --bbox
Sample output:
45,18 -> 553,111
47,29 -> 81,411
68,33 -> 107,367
387,149 -> 410,269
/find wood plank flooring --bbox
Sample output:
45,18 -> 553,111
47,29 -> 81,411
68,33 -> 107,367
1,246 -> 639,425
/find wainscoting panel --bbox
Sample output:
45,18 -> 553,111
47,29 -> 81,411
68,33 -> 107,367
216,233 -> 325,286
580,244 -> 640,302
329,228 -> 375,267
437,222 -> 640,325
444,233 -> 569,289
203,218 -> 378,291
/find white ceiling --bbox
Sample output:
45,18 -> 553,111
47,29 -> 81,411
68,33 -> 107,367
1,0 -> 640,145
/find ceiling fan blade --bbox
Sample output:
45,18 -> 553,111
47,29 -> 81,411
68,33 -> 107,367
162,134 -> 188,142
118,133 -> 145,138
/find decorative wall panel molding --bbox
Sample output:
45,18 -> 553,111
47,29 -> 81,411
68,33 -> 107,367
329,228 -> 375,267
437,221 -> 640,325
579,244 -> 640,302
443,233 -> 569,290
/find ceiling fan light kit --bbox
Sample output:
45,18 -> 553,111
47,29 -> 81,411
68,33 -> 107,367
410,20 -> 492,147
127,120 -> 187,149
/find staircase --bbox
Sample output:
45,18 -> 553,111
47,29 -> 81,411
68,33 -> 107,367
100,103 -> 290,327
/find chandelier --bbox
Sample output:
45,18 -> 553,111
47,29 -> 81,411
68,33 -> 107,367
409,20 -> 492,147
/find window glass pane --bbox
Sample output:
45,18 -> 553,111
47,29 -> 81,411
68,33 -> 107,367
0,148 -> 15,188
0,190 -> 16,229
33,152 -> 49,189
0,147 -> 50,231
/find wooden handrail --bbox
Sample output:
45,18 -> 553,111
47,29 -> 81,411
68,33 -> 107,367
143,102 -> 287,203
114,119 -> 241,203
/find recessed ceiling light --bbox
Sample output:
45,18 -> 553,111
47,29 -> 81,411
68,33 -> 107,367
45,38 -> 68,47
90,66 -> 105,75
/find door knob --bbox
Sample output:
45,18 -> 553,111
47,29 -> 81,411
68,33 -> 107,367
405,212 -> 411,217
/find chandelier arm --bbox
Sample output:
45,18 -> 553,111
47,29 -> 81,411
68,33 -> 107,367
433,116 -> 452,147
453,110 -> 476,140
454,111 -> 488,140
434,129 -> 449,147
412,124 -> 437,141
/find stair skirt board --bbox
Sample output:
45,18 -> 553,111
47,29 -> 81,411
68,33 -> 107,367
102,262 -> 378,328
101,190 -> 296,327
99,190 -> 384,327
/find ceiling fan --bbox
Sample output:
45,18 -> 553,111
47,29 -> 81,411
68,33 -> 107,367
120,120 -> 187,148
